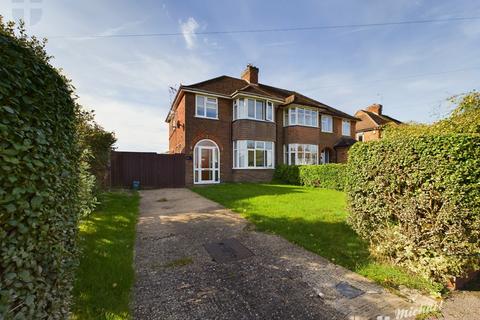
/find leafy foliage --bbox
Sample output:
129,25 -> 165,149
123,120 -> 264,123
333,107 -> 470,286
347,92 -> 480,284
0,18 -> 94,318
346,134 -> 480,283
383,91 -> 480,139
76,108 -> 116,190
274,164 -> 346,190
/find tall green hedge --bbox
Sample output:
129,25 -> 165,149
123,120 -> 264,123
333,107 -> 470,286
346,135 -> 480,283
274,164 -> 346,190
1,24 -> 82,318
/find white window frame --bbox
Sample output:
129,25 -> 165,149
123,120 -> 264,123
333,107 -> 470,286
284,144 -> 318,165
193,139 -> 220,184
321,115 -> 333,133
342,119 -> 351,136
233,98 -> 275,122
356,132 -> 364,142
195,94 -> 218,120
283,106 -> 318,128
233,140 -> 275,169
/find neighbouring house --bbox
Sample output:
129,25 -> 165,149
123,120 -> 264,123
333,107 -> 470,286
166,64 -> 358,185
354,104 -> 402,141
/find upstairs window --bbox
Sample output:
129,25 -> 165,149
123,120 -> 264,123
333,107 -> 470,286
284,107 -> 318,127
342,120 -> 351,136
233,98 -> 274,122
321,115 -> 333,133
196,95 -> 218,119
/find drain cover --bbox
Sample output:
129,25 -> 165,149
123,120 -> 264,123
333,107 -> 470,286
335,282 -> 365,299
204,238 -> 254,263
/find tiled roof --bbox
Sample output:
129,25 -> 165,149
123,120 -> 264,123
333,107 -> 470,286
181,75 -> 357,120
362,110 -> 402,126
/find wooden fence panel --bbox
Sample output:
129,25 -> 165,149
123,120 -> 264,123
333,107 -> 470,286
110,151 -> 185,188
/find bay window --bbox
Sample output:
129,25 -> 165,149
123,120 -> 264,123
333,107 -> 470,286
233,98 -> 274,122
321,115 -> 333,132
284,144 -> 318,165
283,107 -> 318,127
233,140 -> 274,169
196,95 -> 218,119
342,120 -> 351,136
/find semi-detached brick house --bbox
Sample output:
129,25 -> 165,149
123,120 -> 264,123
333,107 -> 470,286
354,104 -> 402,142
166,65 -> 358,186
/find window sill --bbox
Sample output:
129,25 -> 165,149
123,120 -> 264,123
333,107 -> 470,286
232,167 -> 275,170
284,124 -> 320,129
194,181 -> 221,185
195,115 -> 219,120
233,118 -> 275,124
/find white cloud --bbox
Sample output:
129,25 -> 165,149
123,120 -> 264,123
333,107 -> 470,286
180,17 -> 199,49
79,94 -> 169,152
97,19 -> 147,37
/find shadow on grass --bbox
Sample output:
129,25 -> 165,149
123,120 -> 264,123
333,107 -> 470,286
71,192 -> 140,320
192,182 -> 307,204
192,183 -> 442,294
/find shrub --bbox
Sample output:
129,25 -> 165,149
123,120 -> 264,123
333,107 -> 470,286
76,108 -> 116,190
274,164 -> 346,190
274,164 -> 300,185
346,134 -> 480,283
0,20 -> 87,318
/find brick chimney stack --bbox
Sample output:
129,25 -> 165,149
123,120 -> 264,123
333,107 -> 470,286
241,64 -> 259,84
366,104 -> 383,115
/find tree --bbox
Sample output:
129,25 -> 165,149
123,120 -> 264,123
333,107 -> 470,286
76,107 -> 117,190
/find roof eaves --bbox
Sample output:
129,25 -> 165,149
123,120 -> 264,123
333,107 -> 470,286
165,85 -> 185,123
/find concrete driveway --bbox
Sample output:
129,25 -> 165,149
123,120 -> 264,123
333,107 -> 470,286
133,189 -> 435,320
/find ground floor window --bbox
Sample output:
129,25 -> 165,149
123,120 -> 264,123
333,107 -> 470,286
284,144 -> 318,165
233,140 -> 274,169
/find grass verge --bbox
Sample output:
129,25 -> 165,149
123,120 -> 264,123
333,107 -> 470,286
192,183 -> 442,295
71,191 -> 140,320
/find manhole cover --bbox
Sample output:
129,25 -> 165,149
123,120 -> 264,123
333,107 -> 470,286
335,281 -> 365,299
204,238 -> 254,263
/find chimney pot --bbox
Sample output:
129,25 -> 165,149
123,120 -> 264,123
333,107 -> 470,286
241,64 -> 259,84
366,104 -> 383,115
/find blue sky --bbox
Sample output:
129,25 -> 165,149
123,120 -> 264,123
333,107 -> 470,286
1,0 -> 479,151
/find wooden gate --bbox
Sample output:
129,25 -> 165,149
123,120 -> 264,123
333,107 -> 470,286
110,151 -> 185,188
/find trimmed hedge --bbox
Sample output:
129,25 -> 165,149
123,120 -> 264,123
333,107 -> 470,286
274,164 -> 346,190
346,135 -> 480,283
1,26 -> 82,317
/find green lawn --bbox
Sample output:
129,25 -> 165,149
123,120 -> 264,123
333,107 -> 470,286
72,191 -> 140,320
192,183 -> 442,294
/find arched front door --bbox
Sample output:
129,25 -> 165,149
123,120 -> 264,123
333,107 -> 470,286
193,139 -> 220,184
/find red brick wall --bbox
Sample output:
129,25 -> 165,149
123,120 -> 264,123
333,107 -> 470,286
232,169 -> 274,182
232,119 -> 276,141
362,129 -> 382,141
336,147 -> 349,163
168,94 -> 186,154
184,93 -> 233,185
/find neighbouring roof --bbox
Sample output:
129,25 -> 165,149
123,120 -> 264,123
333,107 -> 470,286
166,75 -> 358,122
355,109 -> 402,132
334,136 -> 357,148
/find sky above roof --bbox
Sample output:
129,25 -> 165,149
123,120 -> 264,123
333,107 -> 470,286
1,0 -> 479,152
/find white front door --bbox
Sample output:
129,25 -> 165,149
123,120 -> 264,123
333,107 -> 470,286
194,140 -> 220,184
